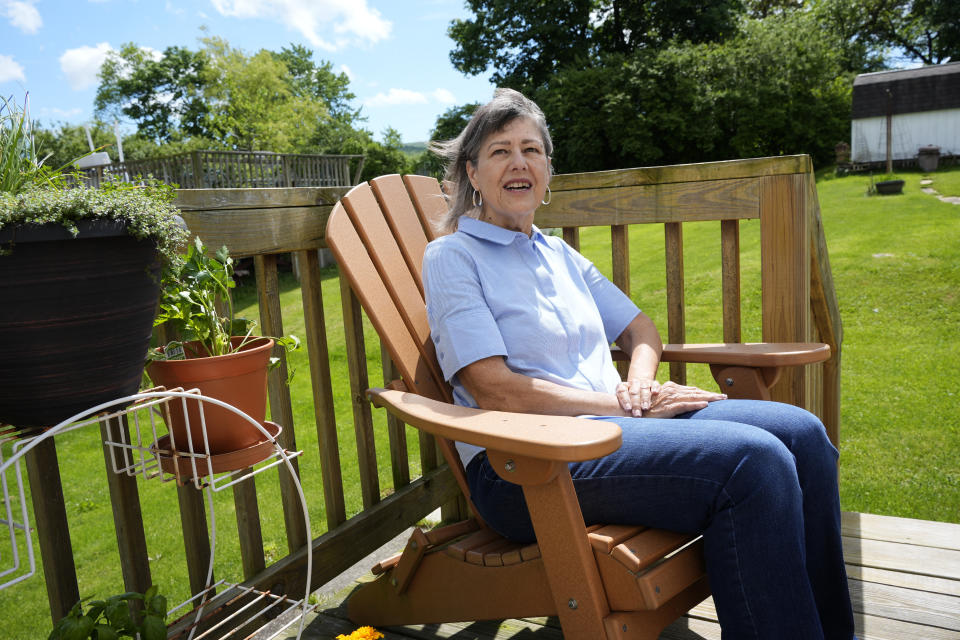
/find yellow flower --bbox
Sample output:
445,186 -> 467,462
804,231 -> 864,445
335,626 -> 384,640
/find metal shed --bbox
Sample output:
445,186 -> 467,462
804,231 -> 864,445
851,62 -> 960,164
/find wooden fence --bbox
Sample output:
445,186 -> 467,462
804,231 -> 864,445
90,150 -> 364,188
17,155 -> 841,633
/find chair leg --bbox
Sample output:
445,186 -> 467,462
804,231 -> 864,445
485,450 -> 612,640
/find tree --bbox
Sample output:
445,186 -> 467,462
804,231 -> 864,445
449,0 -> 595,90
593,0 -> 745,53
199,37 -> 328,151
873,0 -> 959,64
449,0 -> 856,172
95,44 -> 208,143
341,127 -> 412,182
93,37 -> 364,154
449,0 -> 745,92
430,103 -> 480,142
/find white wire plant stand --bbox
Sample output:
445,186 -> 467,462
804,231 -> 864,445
0,387 -> 315,640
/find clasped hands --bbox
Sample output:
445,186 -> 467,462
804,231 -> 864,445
615,378 -> 727,418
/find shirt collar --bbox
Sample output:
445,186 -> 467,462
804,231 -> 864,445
457,216 -> 545,246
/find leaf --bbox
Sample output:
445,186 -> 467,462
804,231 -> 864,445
104,600 -> 132,629
141,614 -> 167,640
147,593 -> 167,617
91,624 -> 118,640
276,334 -> 301,351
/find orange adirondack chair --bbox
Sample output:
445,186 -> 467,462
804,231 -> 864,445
325,174 -> 831,639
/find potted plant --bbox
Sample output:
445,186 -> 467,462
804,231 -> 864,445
49,586 -> 167,640
146,237 -> 298,456
872,173 -> 905,195
0,97 -> 188,429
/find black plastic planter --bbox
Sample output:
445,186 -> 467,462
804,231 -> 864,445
875,180 -> 904,195
0,220 -> 162,428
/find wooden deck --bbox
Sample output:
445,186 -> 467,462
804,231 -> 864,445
295,511 -> 960,640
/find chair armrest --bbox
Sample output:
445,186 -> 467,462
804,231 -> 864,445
367,388 -> 622,462
611,342 -> 830,366
661,342 -> 830,367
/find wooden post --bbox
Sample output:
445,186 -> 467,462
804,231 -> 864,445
340,276 -> 381,509
721,219 -> 742,344
381,342 -> 411,490
664,222 -> 686,385
190,151 -> 203,189
297,249 -> 347,528
99,416 -> 152,596
254,253 -> 308,553
177,483 -> 212,598
885,89 -> 893,175
808,180 -> 843,446
25,440 -> 79,624
760,172 -> 810,408
233,475 -> 266,579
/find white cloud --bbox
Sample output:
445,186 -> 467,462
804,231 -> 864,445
339,63 -> 353,80
364,87 -> 461,109
38,106 -> 83,118
431,88 -> 456,105
210,0 -> 391,51
0,53 -> 26,82
364,88 -> 428,108
59,42 -> 113,91
4,0 -> 42,34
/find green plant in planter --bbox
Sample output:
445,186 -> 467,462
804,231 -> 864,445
0,179 -> 188,261
146,239 -> 298,456
151,236 -> 299,363
48,586 -> 167,640
0,98 -> 189,426
1,94 -> 68,194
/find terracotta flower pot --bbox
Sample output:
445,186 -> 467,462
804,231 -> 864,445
146,336 -> 274,454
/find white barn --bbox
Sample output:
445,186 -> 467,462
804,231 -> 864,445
851,62 -> 960,164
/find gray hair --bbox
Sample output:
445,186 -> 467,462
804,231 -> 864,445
429,88 -> 553,234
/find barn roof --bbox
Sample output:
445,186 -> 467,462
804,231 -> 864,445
852,62 -> 960,119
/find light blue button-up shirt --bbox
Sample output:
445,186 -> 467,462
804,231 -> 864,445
423,216 -> 641,466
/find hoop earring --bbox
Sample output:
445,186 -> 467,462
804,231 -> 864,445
541,186 -> 552,206
472,189 -> 482,208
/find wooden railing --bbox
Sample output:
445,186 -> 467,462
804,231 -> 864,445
16,155 -> 841,632
89,150 -> 365,188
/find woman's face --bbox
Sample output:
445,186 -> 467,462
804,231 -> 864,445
466,116 -> 550,235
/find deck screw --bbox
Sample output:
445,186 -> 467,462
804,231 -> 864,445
725,378 -> 735,387
410,540 -> 418,550
622,624 -> 628,632
655,585 -> 661,594
504,459 -> 516,472
567,598 -> 578,610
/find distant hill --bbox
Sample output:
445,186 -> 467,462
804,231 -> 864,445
400,141 -> 428,157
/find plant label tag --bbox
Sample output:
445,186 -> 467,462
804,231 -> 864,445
165,345 -> 186,361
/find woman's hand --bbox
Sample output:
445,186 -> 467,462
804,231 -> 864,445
639,381 -> 727,418
616,378 -> 661,417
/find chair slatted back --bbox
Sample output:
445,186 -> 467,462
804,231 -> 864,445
401,174 -> 450,240
326,175 -> 474,506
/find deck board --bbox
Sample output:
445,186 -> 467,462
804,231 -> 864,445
297,512 -> 960,639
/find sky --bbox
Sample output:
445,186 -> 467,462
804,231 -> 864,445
0,0 -> 496,143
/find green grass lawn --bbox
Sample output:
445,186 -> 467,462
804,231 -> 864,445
924,164 -> 960,197
2,164 -> 958,637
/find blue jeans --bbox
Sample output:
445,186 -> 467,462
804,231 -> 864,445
466,400 -> 855,640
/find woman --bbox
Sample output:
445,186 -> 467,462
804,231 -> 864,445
422,88 -> 855,640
